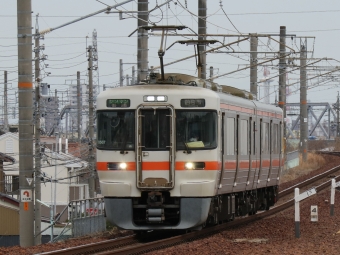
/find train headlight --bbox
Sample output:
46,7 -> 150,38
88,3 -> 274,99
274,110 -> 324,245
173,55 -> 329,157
144,95 -> 168,102
119,162 -> 127,170
185,162 -> 205,170
185,162 -> 194,170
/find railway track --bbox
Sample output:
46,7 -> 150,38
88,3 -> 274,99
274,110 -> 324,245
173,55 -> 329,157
37,151 -> 340,255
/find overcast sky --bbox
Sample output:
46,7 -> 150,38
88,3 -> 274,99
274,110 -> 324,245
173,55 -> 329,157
2,0 -> 340,122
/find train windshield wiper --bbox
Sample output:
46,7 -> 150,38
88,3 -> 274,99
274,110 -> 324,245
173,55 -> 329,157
181,136 -> 191,154
120,125 -> 129,154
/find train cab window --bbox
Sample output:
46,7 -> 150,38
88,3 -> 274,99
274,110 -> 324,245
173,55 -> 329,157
96,110 -> 135,150
141,109 -> 170,150
176,110 -> 217,150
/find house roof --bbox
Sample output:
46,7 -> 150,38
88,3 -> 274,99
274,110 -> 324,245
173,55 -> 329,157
0,132 -> 18,141
0,152 -> 15,163
0,192 -> 19,207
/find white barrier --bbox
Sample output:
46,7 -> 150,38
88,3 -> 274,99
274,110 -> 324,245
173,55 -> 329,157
330,179 -> 340,216
294,187 -> 316,238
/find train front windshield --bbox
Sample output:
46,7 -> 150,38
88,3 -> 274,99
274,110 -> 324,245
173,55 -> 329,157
97,111 -> 135,150
176,110 -> 217,150
97,110 -> 217,151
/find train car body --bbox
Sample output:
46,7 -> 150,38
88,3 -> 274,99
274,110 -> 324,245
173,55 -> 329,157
96,79 -> 283,231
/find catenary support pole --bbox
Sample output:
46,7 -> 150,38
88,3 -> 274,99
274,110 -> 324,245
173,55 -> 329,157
17,0 -> 34,247
295,188 -> 300,238
34,27 -> 41,245
250,34 -> 258,99
77,71 -> 81,141
132,66 -> 135,85
330,179 -> 335,216
120,59 -> 123,87
279,26 -> 287,137
4,71 -> 8,132
336,91 -> 340,137
300,41 -> 308,162
88,46 -> 95,198
137,0 -> 148,82
198,0 -> 207,79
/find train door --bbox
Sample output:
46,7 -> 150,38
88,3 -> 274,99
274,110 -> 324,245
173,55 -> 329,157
246,117 -> 255,190
257,118 -> 270,188
136,106 -> 175,189
218,112 -> 237,193
267,120 -> 281,186
233,115 -> 249,192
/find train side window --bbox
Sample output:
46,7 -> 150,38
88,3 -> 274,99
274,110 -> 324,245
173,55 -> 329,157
240,119 -> 248,155
272,123 -> 279,154
226,117 -> 235,155
253,121 -> 256,155
262,121 -> 269,154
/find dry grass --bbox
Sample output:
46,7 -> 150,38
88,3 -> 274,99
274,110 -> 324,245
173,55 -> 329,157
280,152 -> 326,183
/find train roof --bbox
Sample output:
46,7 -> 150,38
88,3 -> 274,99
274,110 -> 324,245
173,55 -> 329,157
98,84 -> 282,117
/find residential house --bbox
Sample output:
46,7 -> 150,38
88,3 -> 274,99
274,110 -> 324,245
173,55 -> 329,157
0,133 -> 89,222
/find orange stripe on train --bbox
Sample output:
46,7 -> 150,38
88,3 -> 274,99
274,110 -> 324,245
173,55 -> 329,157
96,161 -> 221,171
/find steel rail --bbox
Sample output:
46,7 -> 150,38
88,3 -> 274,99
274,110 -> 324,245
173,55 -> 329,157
35,235 -> 138,255
99,173 -> 340,255
38,152 -> 340,255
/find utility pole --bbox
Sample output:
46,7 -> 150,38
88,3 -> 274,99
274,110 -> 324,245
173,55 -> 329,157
4,71 -> 8,132
337,92 -> 340,137
34,22 -> 41,245
77,71 -> 81,141
120,59 -> 123,87
137,0 -> 148,82
279,26 -> 287,137
300,41 -> 308,162
88,46 -> 95,198
17,0 -> 34,247
198,0 -> 207,79
55,90 -> 58,140
250,34 -> 258,99
132,66 -> 135,85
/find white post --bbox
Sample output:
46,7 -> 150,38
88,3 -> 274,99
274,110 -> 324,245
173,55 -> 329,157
331,178 -> 336,216
59,138 -> 62,153
65,138 -> 68,154
295,188 -> 300,238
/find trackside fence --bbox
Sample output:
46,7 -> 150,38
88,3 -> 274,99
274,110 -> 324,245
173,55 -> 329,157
70,197 -> 106,238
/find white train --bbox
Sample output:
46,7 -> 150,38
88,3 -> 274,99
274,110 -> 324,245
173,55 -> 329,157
96,74 -> 283,231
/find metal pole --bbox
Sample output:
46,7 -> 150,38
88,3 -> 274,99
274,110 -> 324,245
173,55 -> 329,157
337,92 -> 339,137
300,41 -> 308,162
120,59 -> 123,87
54,136 -> 58,216
77,71 -> 81,141
132,66 -> 135,85
54,90 -> 58,139
209,66 -> 213,81
126,74 -> 129,86
198,0 -> 207,79
4,71 -> 8,132
279,26 -> 287,137
34,28 -> 41,245
50,173 -> 54,242
137,0 -> 148,82
17,0 -> 34,247
65,112 -> 68,139
88,46 -> 95,198
250,34 -> 258,99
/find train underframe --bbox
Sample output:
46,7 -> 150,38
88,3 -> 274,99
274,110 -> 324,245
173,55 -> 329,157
104,185 -> 278,231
